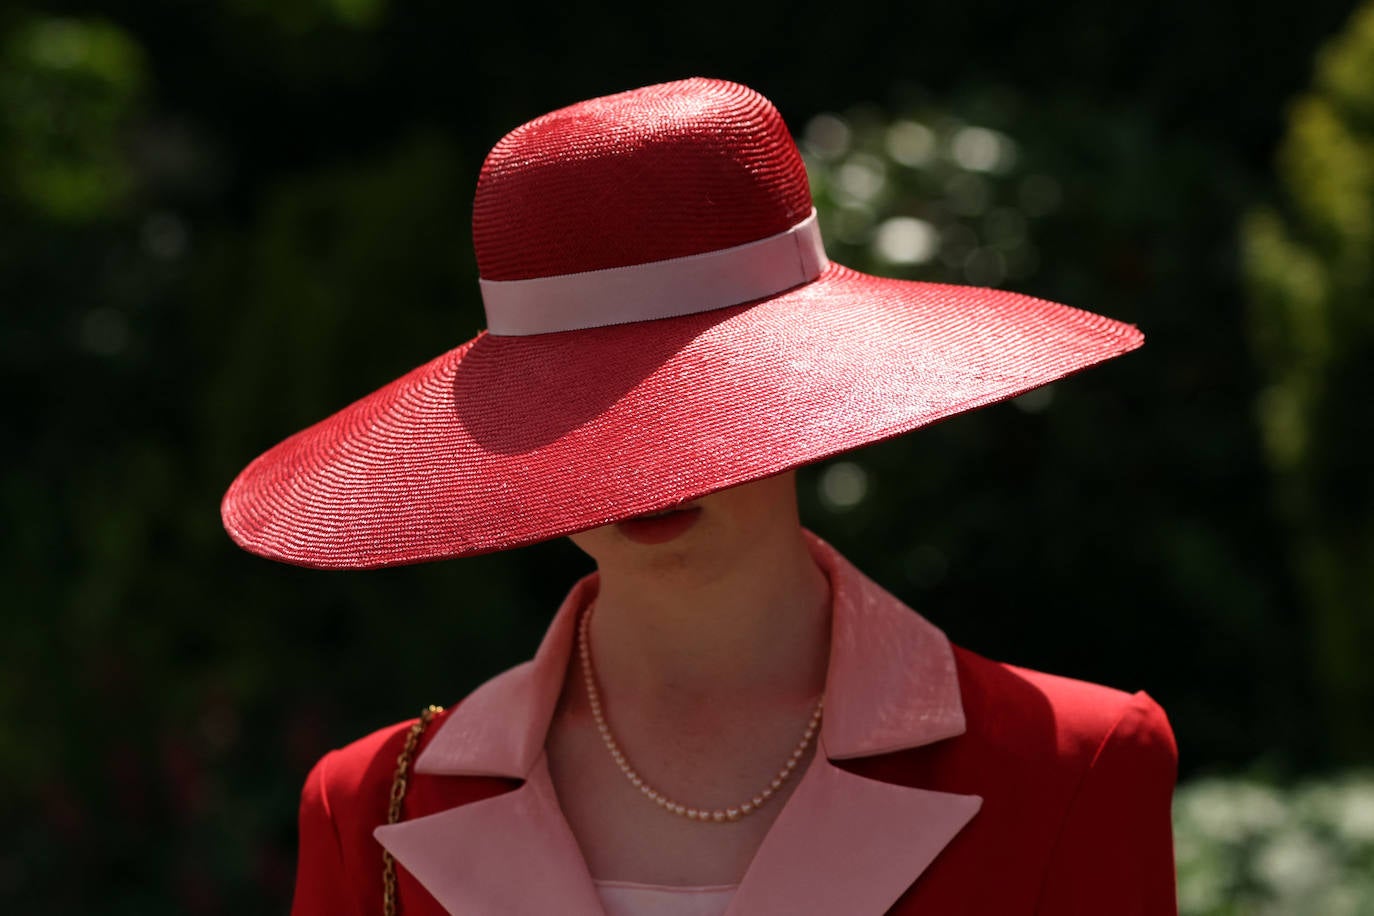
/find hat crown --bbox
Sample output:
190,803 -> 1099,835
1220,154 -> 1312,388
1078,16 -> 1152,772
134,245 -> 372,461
473,78 -> 814,282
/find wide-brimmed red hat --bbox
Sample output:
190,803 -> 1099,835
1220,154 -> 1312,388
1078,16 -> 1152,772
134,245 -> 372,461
222,78 -> 1143,569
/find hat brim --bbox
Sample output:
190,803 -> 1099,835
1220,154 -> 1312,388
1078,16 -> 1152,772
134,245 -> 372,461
221,263 -> 1142,569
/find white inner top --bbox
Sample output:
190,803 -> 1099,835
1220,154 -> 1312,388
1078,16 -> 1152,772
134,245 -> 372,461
594,880 -> 738,916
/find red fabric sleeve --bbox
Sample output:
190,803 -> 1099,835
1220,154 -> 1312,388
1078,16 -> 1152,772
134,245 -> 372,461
290,751 -> 365,916
1034,691 -> 1179,915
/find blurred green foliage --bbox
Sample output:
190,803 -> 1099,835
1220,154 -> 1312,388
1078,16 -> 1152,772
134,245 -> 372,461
1243,2 -> 1374,761
2,0 -> 1372,911
0,16 -> 144,220
1176,773 -> 1374,915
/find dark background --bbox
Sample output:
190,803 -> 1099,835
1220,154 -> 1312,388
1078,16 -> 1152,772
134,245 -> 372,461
3,0 -> 1373,911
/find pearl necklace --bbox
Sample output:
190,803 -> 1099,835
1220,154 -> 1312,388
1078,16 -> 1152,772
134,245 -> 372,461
577,606 -> 824,823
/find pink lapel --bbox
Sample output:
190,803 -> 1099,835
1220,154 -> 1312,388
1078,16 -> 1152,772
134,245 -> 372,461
374,532 -> 982,916
374,754 -> 606,916
727,751 -> 980,916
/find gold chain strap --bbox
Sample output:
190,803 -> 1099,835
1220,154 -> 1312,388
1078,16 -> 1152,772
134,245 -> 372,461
382,705 -> 444,916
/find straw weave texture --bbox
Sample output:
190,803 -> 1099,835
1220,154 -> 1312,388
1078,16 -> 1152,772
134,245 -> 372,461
473,79 -> 811,281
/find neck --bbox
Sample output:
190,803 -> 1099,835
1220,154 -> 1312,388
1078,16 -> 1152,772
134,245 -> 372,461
585,526 -> 831,710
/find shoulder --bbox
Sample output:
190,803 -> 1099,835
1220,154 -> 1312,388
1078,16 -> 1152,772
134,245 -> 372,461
949,644 -> 1177,781
301,709 -> 457,830
859,646 -> 1180,912
947,650 -> 1183,912
291,714 -> 452,916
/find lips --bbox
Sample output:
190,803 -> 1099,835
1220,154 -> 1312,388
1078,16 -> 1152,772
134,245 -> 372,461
615,505 -> 703,545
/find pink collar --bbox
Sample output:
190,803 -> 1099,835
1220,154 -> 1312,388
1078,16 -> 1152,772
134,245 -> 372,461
377,532 -> 981,916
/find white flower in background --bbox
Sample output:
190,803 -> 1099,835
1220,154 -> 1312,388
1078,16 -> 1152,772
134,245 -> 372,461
1255,829 -> 1334,896
1173,773 -> 1374,915
1177,779 -> 1286,842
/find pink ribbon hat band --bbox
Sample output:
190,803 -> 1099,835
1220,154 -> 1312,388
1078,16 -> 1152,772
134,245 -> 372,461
480,209 -> 828,335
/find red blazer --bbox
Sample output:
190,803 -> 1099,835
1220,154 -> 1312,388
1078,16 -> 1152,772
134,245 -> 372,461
292,536 -> 1178,915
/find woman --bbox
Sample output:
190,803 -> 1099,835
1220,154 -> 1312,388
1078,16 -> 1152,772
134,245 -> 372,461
224,78 -> 1178,915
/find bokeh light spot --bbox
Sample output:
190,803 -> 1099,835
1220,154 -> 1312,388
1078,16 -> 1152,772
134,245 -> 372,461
873,216 -> 938,264
950,126 -> 1017,173
835,153 -> 887,204
803,113 -> 851,161
819,461 -> 869,511
885,120 -> 936,168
